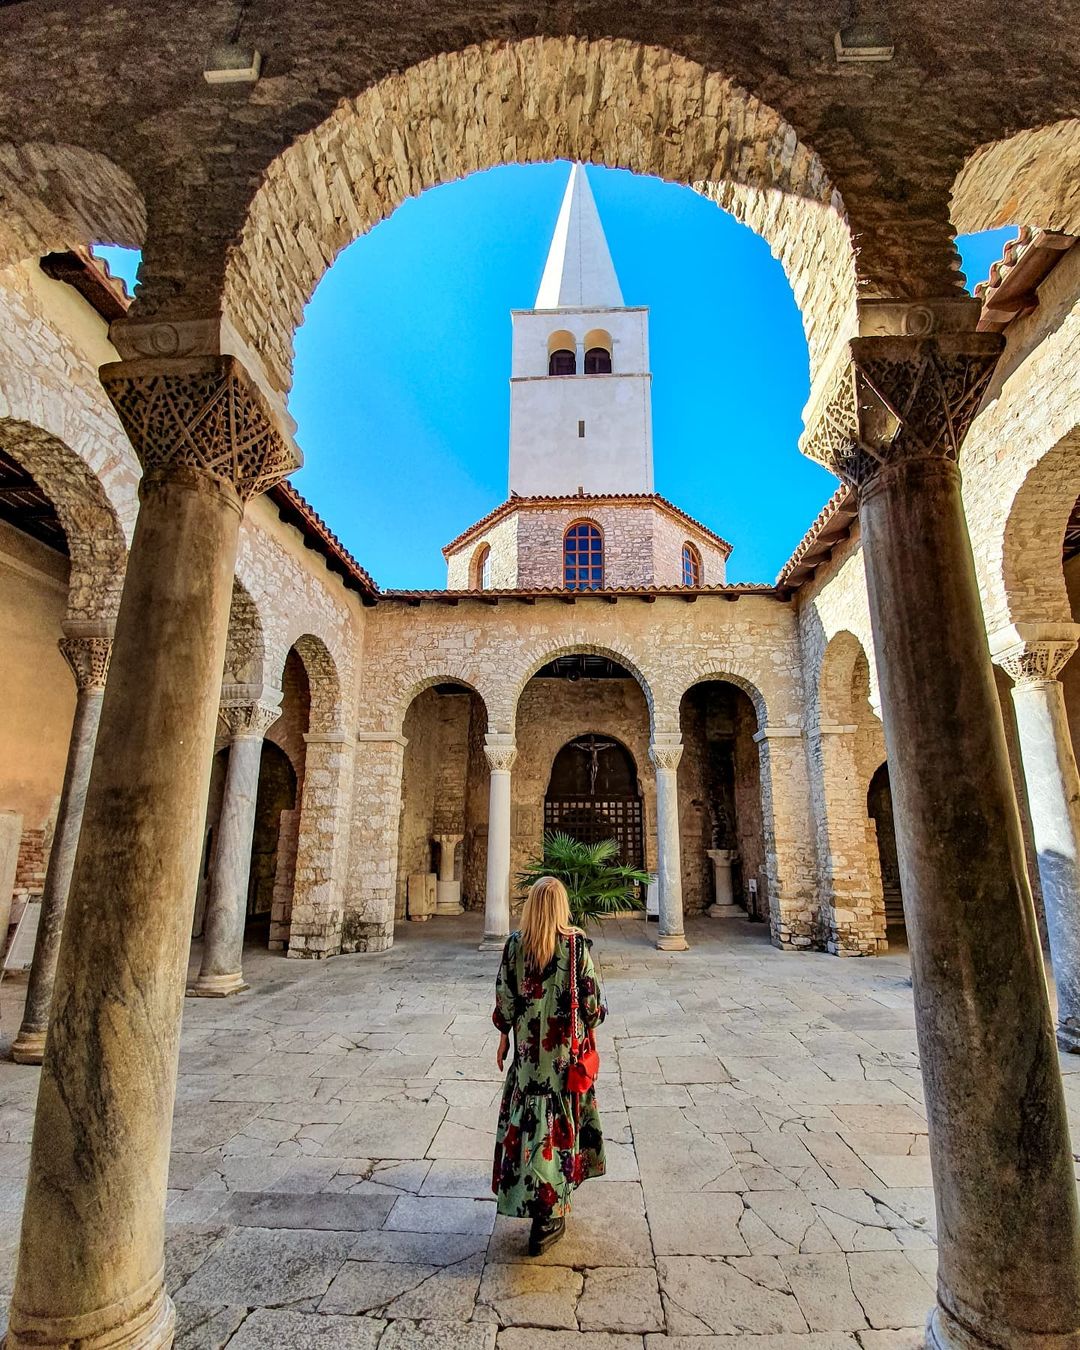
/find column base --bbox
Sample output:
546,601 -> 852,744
10,1028 -> 46,1065
436,880 -> 464,915
479,934 -> 508,952
925,1301 -> 1080,1350
5,1276 -> 175,1350
186,971 -> 249,997
656,933 -> 690,951
707,903 -> 743,920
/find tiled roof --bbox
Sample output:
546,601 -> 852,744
442,492 -> 734,557
377,582 -> 781,605
775,485 -> 857,588
974,227 -> 1075,332
267,480 -> 380,601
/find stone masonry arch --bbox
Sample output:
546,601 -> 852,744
0,418 -> 127,623
952,119 -> 1080,237
666,663 -> 771,732
504,636 -> 659,738
221,577 -> 267,691
219,36 -> 857,396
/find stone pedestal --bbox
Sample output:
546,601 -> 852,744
4,355 -> 299,1350
994,628 -> 1080,1051
407,871 -> 436,921
0,809 -> 22,958
435,832 -> 464,914
188,691 -> 281,997
705,848 -> 740,918
480,738 -> 516,950
12,630 -> 111,1064
805,319 -> 1080,1350
650,739 -> 688,951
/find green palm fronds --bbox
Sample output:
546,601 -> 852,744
516,830 -> 650,927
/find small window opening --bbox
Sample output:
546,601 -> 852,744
564,521 -> 604,591
578,420 -> 586,438
681,542 -> 702,588
584,347 -> 612,374
549,348 -> 576,376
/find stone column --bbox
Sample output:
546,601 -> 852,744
435,832 -> 464,914
993,627 -> 1080,1051
803,307 -> 1080,1350
5,353 -> 298,1350
188,689 -> 281,997
480,736 -> 516,951
705,849 -> 739,917
11,629 -> 112,1065
650,738 -> 688,951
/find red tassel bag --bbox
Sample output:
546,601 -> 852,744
566,932 -> 600,1094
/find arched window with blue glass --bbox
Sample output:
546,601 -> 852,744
681,541 -> 702,588
563,520 -> 604,591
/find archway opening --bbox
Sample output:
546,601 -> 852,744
244,742 -> 298,946
545,733 -> 644,872
678,680 -> 766,921
867,762 -> 904,945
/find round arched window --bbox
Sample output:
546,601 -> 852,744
564,521 -> 604,591
682,542 -> 702,587
584,346 -> 612,374
548,348 -> 576,376
471,543 -> 492,590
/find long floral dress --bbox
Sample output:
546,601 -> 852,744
491,929 -> 607,1218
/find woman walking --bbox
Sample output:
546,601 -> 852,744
491,875 -> 607,1255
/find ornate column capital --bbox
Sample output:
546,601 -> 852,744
58,635 -> 112,692
802,317 -> 1003,493
649,740 -> 684,772
219,695 -> 282,740
484,743 -> 518,773
995,639 -> 1078,689
100,354 -> 301,500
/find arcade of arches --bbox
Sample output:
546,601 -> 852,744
0,8 -> 1079,1349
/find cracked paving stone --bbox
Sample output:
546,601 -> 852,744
164,1224 -> 231,1295
578,1267 -> 664,1333
226,1308 -> 384,1348
220,1190 -> 395,1230
780,1254 -> 869,1331
657,1256 -> 809,1335
174,1227 -> 356,1306
379,1318 -> 497,1348
475,1263 -> 583,1329
499,1334 -> 645,1349
173,1302 -> 247,1350
646,1191 -> 748,1256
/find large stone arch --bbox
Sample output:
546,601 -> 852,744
951,119 -> 1080,237
283,632 -> 345,735
0,418 -> 127,623
390,673 -> 493,740
503,637 -> 658,737
0,140 -> 146,271
666,662 -> 771,733
219,36 -> 857,396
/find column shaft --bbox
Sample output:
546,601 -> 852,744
1008,671 -> 1080,1049
650,742 -> 688,951
6,467 -> 242,1350
860,456 -> 1080,1348
190,731 -> 264,996
481,742 -> 515,950
12,643 -> 108,1064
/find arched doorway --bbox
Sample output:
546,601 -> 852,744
544,733 -> 644,869
245,741 -> 298,944
868,762 -> 905,942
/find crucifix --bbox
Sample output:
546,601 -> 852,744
569,734 -> 619,795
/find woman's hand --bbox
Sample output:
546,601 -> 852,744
496,1031 -> 510,1072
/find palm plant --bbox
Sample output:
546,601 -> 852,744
517,831 -> 651,927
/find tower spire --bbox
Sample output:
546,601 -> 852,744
535,163 -> 624,309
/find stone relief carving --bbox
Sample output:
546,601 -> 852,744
58,635 -> 112,691
100,355 -> 300,500
649,742 -> 684,772
484,744 -> 518,773
218,700 -> 282,739
996,640 -> 1078,687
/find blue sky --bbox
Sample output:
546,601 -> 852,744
98,167 -> 1011,589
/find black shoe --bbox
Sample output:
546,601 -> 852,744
528,1215 -> 566,1256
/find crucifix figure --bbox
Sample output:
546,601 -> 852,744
569,734 -> 619,795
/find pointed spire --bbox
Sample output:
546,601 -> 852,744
535,163 -> 624,309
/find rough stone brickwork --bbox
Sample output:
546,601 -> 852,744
12,828 -> 46,910
951,120 -> 1080,239
445,498 -> 729,590
220,38 -> 858,397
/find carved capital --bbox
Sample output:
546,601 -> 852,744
802,332 -> 1003,492
100,355 -> 301,500
649,742 -> 684,772
995,640 -> 1077,688
219,700 -> 281,739
484,744 -> 518,773
58,635 -> 112,691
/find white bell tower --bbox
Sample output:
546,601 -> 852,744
508,164 -> 654,497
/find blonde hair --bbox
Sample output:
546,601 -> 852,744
520,876 -> 576,971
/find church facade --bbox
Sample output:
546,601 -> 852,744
1,165 -> 1077,1017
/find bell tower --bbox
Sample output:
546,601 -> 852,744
508,164 -> 654,497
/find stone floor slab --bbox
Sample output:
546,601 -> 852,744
476,1262 -> 584,1329
579,1267 -> 665,1333
227,1308 -> 384,1348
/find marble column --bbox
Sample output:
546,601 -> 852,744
188,690 -> 282,997
804,312 -> 1080,1350
11,628 -> 112,1065
480,737 -> 516,950
705,848 -> 739,917
650,738 -> 688,951
994,628 -> 1080,1051
435,832 -> 464,914
5,354 -> 298,1350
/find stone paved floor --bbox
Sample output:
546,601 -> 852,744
2,913 -> 1079,1350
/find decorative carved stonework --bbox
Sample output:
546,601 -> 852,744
996,640 -> 1077,688
649,742 -> 684,772
219,700 -> 282,739
484,744 -> 518,773
803,334 -> 1003,492
100,355 -> 300,500
58,635 -> 112,691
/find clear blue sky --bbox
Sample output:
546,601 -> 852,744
98,167 -> 1011,589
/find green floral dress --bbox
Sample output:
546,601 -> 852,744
491,930 -> 607,1218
